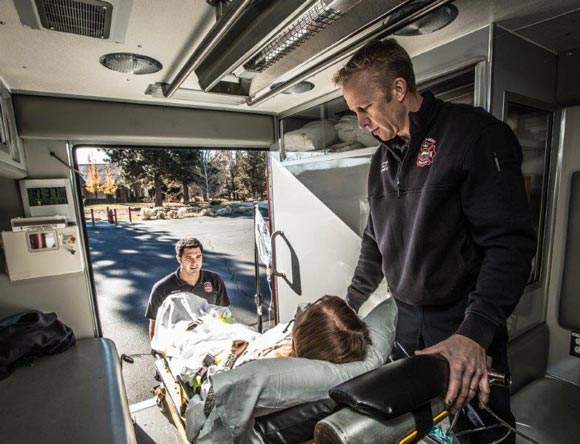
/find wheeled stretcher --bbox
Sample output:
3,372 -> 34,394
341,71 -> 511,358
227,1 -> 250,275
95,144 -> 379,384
155,345 -> 454,444
150,292 -> 474,444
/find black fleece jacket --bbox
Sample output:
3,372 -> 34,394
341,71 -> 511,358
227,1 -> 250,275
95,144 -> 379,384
346,91 -> 537,350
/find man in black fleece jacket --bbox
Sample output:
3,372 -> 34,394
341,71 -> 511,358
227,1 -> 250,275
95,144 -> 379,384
334,39 -> 536,443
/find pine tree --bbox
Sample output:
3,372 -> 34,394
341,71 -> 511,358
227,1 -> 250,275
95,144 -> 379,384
107,148 -> 174,207
237,150 -> 266,199
167,149 -> 204,203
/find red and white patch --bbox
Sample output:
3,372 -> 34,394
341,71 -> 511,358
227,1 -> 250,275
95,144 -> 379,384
203,282 -> 214,293
416,138 -> 437,167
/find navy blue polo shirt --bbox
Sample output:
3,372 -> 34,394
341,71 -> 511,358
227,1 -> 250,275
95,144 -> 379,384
145,268 -> 230,319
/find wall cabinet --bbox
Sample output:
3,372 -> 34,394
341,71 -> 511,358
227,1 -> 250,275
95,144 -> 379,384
0,86 -> 27,178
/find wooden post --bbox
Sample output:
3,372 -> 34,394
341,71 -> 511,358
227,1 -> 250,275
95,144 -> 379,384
128,207 -> 132,223
90,209 -> 95,227
114,209 -> 118,225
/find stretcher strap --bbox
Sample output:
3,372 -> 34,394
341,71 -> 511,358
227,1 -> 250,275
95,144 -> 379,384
412,401 -> 433,442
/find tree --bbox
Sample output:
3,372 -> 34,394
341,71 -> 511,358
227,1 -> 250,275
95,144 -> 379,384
167,149 -> 204,203
196,150 -> 227,201
224,151 -> 242,200
236,150 -> 266,199
84,156 -> 102,199
107,148 -> 174,207
102,164 -> 117,198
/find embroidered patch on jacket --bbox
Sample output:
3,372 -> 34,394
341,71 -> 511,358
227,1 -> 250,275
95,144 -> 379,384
203,282 -> 214,293
380,161 -> 389,173
417,138 -> 437,167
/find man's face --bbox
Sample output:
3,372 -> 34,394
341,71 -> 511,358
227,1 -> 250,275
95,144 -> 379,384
177,247 -> 203,277
342,69 -> 406,142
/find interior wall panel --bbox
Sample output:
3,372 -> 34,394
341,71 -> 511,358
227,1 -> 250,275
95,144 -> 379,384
490,25 -> 558,338
0,139 -> 95,338
546,106 -> 580,385
13,95 -> 275,146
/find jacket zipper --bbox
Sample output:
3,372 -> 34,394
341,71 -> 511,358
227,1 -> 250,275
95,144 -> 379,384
396,163 -> 402,198
391,146 -> 406,199
492,152 -> 501,172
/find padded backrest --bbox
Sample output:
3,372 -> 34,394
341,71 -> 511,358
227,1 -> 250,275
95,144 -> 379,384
508,323 -> 549,393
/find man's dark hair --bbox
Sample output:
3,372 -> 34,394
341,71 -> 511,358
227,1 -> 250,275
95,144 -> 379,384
292,295 -> 372,363
175,237 -> 204,256
333,38 -> 417,98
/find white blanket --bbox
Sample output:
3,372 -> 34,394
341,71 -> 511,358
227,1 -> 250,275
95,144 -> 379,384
283,120 -> 338,151
151,293 -> 290,384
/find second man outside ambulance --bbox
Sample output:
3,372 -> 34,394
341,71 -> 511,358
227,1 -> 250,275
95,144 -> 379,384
145,237 -> 230,339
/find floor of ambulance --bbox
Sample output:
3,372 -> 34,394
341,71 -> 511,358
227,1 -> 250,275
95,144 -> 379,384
131,398 -> 181,444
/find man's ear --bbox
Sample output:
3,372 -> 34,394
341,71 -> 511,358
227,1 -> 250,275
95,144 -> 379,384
392,77 -> 408,102
176,254 -> 182,265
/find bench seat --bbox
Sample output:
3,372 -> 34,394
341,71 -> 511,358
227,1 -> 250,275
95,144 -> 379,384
512,377 -> 580,444
508,324 -> 580,444
0,338 -> 136,444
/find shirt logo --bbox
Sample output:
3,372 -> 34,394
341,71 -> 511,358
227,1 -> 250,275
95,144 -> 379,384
417,138 -> 437,167
203,282 -> 214,293
380,161 -> 389,173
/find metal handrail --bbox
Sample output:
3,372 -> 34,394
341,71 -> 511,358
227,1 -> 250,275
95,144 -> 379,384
247,0 -> 454,106
163,0 -> 253,98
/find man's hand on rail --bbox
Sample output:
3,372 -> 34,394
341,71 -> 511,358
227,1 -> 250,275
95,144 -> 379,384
415,334 -> 489,414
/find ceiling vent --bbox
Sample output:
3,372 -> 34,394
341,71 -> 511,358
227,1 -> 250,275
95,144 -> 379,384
13,0 -> 132,42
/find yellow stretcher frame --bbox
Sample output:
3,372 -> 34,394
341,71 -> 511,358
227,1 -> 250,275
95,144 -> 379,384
153,356 -> 449,444
153,358 -> 191,444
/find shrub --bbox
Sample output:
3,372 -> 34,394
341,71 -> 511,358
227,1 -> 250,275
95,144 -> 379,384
141,207 -> 154,220
216,206 -> 233,216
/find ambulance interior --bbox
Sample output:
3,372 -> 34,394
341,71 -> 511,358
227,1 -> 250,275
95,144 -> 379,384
1,0 -> 580,443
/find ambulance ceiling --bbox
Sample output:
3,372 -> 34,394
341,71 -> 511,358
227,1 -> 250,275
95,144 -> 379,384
0,0 -> 579,116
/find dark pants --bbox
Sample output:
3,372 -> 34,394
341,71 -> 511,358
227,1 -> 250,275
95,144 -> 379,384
393,298 -> 515,444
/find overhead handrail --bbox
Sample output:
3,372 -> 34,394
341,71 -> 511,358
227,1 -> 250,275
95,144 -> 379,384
163,0 -> 253,98
247,0 -> 453,106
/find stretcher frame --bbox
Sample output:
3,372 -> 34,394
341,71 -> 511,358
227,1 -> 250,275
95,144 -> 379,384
152,353 -> 451,444
153,357 -> 191,444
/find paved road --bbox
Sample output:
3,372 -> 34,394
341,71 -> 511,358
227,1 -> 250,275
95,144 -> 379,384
87,215 -> 271,405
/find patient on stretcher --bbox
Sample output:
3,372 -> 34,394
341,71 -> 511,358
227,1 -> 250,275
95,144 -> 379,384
151,293 -> 371,380
151,292 -> 394,443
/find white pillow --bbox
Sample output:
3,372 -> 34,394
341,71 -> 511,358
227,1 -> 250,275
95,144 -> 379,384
196,297 -> 397,444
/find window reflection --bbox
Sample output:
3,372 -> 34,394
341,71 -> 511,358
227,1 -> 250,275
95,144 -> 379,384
505,100 -> 552,283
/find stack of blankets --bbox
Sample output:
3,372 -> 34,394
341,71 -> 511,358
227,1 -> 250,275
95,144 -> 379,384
283,115 -> 378,153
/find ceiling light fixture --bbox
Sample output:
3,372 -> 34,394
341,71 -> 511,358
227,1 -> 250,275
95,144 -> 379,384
100,53 -> 162,75
244,0 -> 349,73
392,2 -> 458,36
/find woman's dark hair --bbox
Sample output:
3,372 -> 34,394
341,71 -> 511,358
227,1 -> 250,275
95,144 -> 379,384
292,295 -> 372,364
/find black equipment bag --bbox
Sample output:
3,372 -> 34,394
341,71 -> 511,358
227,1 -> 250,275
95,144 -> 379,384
0,310 -> 76,380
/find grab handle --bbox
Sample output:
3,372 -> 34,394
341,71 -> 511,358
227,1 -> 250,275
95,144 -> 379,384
271,230 -> 287,279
